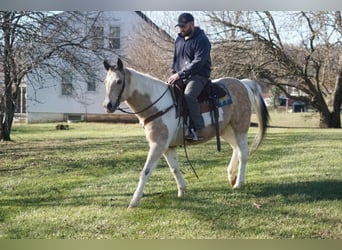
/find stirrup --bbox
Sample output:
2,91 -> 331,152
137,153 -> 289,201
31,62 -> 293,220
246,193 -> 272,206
185,128 -> 203,141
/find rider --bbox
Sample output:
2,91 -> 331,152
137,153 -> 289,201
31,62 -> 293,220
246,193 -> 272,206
167,12 -> 212,141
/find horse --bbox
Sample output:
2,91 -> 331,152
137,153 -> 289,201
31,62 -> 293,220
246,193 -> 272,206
103,58 -> 269,208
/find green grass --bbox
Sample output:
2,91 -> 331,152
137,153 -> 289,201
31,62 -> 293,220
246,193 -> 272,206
252,110 -> 321,128
0,114 -> 341,239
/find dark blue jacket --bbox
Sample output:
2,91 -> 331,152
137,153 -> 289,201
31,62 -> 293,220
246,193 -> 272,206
172,27 -> 211,79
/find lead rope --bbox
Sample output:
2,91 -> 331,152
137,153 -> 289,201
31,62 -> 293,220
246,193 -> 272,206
171,82 -> 199,180
179,97 -> 199,180
182,127 -> 200,180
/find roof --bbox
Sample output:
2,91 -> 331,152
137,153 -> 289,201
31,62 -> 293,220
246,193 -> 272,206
134,11 -> 174,42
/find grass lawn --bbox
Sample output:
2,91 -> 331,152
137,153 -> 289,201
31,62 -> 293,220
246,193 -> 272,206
0,112 -> 341,239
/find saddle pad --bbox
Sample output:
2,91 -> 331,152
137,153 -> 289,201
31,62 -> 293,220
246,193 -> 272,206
216,82 -> 233,107
199,82 -> 232,113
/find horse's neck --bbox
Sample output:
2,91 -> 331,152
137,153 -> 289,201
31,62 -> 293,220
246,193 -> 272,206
125,69 -> 170,118
128,69 -> 168,97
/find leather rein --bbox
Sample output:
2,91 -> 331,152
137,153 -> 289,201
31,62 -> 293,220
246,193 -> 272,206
114,71 -> 175,126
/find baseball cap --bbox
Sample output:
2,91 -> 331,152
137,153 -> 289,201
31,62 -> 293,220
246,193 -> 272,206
175,13 -> 194,27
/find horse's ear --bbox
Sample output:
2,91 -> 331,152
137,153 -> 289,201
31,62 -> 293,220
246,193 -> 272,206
104,60 -> 111,71
117,58 -> 124,71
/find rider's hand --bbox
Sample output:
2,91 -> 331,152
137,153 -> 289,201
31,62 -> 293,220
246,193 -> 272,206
167,73 -> 180,85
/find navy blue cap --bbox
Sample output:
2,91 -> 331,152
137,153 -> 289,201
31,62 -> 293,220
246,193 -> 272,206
176,13 -> 194,27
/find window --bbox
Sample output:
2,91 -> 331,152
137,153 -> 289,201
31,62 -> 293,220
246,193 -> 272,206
87,73 -> 96,91
91,26 -> 104,49
61,71 -> 73,95
109,26 -> 120,49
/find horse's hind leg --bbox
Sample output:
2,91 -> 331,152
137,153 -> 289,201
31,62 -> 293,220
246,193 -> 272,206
128,143 -> 164,208
163,147 -> 186,197
222,128 -> 249,188
221,127 -> 239,187
233,132 -> 249,189
228,147 -> 239,187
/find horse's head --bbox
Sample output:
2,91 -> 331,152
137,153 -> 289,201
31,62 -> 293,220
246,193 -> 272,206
103,58 -> 126,113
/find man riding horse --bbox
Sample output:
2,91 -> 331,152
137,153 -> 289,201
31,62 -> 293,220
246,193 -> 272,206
167,12 -> 212,141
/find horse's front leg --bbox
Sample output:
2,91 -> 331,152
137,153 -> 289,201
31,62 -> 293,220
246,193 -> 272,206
163,147 -> 186,197
128,143 -> 164,208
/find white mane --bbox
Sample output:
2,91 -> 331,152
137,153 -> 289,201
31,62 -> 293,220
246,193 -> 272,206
127,68 -> 168,86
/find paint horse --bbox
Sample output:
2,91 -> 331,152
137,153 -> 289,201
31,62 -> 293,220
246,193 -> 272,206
103,58 -> 269,208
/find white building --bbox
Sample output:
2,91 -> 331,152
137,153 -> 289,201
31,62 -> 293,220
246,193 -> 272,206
25,11 -> 172,123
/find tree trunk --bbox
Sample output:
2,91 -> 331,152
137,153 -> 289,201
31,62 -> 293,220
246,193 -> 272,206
319,106 -> 341,128
331,73 -> 342,128
0,102 -> 14,141
319,74 -> 342,128
0,12 -> 14,141
0,86 -> 15,141
319,111 -> 331,128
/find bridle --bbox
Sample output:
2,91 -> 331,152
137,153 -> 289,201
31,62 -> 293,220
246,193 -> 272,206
111,70 -> 126,112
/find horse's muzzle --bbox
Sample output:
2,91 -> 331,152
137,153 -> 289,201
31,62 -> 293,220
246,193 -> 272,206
103,98 -> 115,113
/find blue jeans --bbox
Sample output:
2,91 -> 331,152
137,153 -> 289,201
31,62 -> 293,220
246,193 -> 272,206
184,75 -> 208,130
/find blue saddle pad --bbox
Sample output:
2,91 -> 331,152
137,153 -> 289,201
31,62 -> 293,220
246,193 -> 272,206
216,82 -> 233,107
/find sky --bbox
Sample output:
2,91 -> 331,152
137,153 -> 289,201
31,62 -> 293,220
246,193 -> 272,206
144,11 -> 298,44
143,11 -> 211,38
143,11 -> 339,46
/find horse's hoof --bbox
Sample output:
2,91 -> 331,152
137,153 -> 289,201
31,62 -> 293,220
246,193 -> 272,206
178,187 -> 186,197
229,176 -> 237,187
127,204 -> 137,209
232,182 -> 244,189
128,201 -> 138,209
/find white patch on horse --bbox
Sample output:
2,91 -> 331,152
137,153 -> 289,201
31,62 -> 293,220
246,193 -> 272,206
202,108 -> 224,127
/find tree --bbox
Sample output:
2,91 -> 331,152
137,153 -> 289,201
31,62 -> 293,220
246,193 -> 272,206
126,11 -> 174,80
0,11 -> 114,141
207,11 -> 342,128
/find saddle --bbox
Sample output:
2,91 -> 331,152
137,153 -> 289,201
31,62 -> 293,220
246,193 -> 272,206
172,80 -> 227,115
171,79 -> 230,151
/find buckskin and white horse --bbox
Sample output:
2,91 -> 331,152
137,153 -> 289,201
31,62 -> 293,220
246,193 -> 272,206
103,58 -> 269,208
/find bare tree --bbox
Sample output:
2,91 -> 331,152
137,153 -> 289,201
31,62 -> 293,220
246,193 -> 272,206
207,11 -> 342,128
126,11 -> 174,80
0,11 -> 116,141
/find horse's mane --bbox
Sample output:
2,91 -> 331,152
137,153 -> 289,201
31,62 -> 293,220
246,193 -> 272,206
126,67 -> 168,86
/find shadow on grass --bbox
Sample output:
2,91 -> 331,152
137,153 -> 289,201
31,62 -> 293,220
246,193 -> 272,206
137,179 -> 342,237
1,161 -> 340,205
141,179 -> 342,209
249,179 -> 342,202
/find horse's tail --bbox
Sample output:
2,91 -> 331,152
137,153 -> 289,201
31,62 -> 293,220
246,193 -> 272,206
241,79 -> 270,152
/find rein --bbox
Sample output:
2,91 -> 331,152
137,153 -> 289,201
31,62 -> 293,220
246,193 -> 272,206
115,71 -> 175,125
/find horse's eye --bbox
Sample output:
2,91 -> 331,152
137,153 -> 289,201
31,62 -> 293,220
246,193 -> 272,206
117,79 -> 122,84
